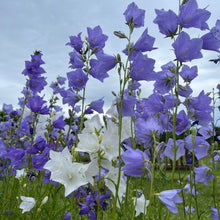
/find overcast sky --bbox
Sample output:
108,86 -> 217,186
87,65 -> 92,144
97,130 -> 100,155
0,0 -> 220,121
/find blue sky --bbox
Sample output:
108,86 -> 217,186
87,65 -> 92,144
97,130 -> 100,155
0,0 -> 220,121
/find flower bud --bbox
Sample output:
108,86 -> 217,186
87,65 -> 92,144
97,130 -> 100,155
113,31 -> 127,39
41,196 -> 48,205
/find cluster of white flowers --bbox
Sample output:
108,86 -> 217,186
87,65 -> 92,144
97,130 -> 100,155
42,109 -> 149,215
43,111 -> 132,197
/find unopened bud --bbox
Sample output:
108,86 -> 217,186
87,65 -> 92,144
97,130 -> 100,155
191,128 -> 196,140
91,47 -> 98,55
71,146 -> 78,162
98,134 -> 103,144
41,196 -> 48,205
113,31 -> 127,39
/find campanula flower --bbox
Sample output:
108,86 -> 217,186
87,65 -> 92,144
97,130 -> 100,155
7,147 -> 25,169
27,76 -> 47,94
22,60 -> 45,77
0,138 -> 7,159
53,116 -> 66,130
87,26 -> 108,52
104,166 -> 126,205
67,69 -> 88,90
183,184 -> 197,196
179,0 -> 211,30
121,146 -> 150,177
123,2 -> 145,28
153,61 -> 176,94
31,52 -> 45,65
61,88 -> 81,107
15,169 -> 27,180
22,52 -> 45,77
78,202 -> 90,216
90,59 -> 109,82
100,120 -> 121,161
130,52 -> 155,81
188,90 -> 213,126
117,92 -> 136,117
68,50 -> 84,69
211,206 -> 219,220
57,76 -> 66,85
96,52 -> 116,71
144,93 -> 164,115
90,53 -> 116,82
189,164 -> 214,186
86,98 -> 104,114
163,94 -> 178,110
199,125 -> 215,140
134,194 -> 149,217
179,65 -> 198,83
66,33 -> 83,52
135,117 -> 162,144
63,212 -> 71,220
31,137 -> 47,154
32,148 -> 50,171
185,206 -> 195,215
134,28 -> 156,52
185,135 -> 210,160
163,139 -> 185,161
2,104 -> 13,113
27,95 -> 49,114
19,196 -> 36,214
153,9 -> 178,36
44,147 -> 90,196
202,20 -> 220,52
169,110 -> 190,135
179,84 -> 193,97
158,189 -> 182,213
172,31 -> 203,62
